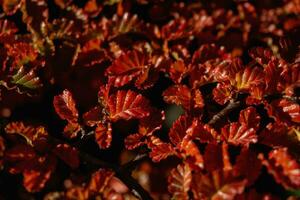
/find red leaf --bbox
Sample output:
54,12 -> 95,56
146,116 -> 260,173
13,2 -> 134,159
5,122 -> 48,147
234,148 -> 261,186
53,144 -> 80,169
259,148 -> 300,189
138,108 -> 165,136
4,145 -> 36,162
88,169 -> 114,193
248,47 -> 274,67
2,0 -> 23,15
233,67 -> 264,91
193,89 -> 204,108
106,50 -> 148,87
83,106 -> 103,127
134,65 -> 160,89
4,144 -> 36,174
213,58 -> 244,82
168,163 -> 192,200
53,90 -> 78,124
265,99 -> 300,125
264,60 -> 281,93
74,48 -> 106,67
65,187 -> 89,199
221,122 -> 257,146
192,44 -> 228,64
186,119 -> 218,143
6,42 -> 38,67
258,123 -> 292,147
63,122 -> 81,139
23,154 -> 57,192
169,115 -> 192,146
169,59 -> 188,84
106,13 -> 141,40
83,0 -> 102,18
124,133 -> 145,150
204,143 -> 232,172
213,83 -> 233,105
180,136 -> 204,169
163,85 -> 191,109
148,136 -> 175,162
95,122 -> 112,149
191,170 -> 247,200
238,107 -> 260,130
107,90 -> 150,121
278,99 -> 300,123
161,18 -> 191,41
278,64 -> 300,96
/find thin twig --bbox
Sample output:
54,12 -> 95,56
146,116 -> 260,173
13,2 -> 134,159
208,100 -> 241,126
120,153 -> 148,172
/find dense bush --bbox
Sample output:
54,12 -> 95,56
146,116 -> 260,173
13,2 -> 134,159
0,0 -> 299,199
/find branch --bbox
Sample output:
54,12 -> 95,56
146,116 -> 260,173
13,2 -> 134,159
120,153 -> 148,173
50,136 -> 153,200
78,151 -> 153,200
208,100 -> 241,126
